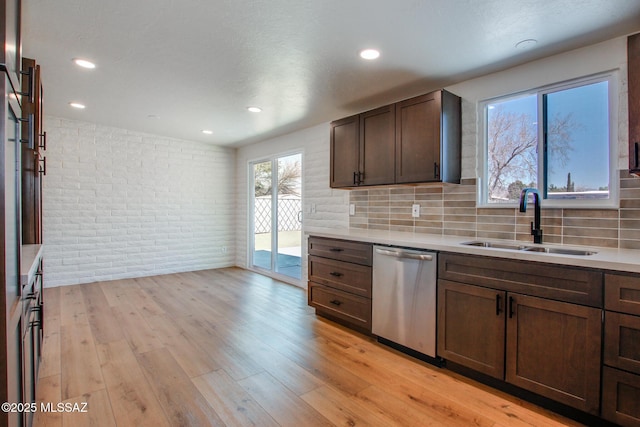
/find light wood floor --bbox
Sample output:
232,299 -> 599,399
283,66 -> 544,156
34,267 -> 582,427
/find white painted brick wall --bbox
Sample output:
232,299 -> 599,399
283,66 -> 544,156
42,117 -> 236,287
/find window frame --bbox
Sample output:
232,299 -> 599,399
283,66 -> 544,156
478,71 -> 618,209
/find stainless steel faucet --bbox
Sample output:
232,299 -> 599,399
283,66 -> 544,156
519,188 -> 543,244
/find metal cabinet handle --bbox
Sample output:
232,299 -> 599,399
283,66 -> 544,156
39,157 -> 46,175
358,171 -> 364,185
329,271 -> 343,277
39,131 -> 47,150
329,248 -> 344,252
19,66 -> 35,103
508,296 -> 515,318
635,142 -> 639,169
329,299 -> 342,306
353,171 -> 358,185
434,162 -> 440,179
496,294 -> 502,316
19,114 -> 35,148
375,248 -> 433,261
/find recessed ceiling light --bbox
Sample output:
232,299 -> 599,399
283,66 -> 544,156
147,114 -> 160,119
247,106 -> 262,113
359,49 -> 380,60
69,102 -> 86,109
73,58 -> 96,69
515,39 -> 537,50
201,129 -> 213,135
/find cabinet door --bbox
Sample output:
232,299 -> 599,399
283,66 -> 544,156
437,280 -> 506,379
629,33 -> 640,176
395,91 -> 441,183
21,58 -> 44,245
602,366 -> 640,427
505,294 -> 601,414
359,105 -> 395,186
605,311 -> 640,375
330,115 -> 360,188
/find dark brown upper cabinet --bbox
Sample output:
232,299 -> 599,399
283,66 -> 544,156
21,57 -> 44,244
359,105 -> 396,186
329,89 -> 461,188
396,90 -> 460,184
330,114 -> 360,187
629,32 -> 640,176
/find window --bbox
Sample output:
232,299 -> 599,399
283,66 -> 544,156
481,73 -> 616,207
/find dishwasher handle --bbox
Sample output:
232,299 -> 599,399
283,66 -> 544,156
375,248 -> 433,261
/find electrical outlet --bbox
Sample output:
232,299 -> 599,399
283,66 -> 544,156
221,246 -> 228,253
349,204 -> 356,216
412,204 -> 420,218
311,203 -> 317,213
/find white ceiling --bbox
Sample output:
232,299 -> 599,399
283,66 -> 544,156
21,0 -> 640,147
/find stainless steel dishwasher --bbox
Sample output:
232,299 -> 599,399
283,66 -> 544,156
372,245 -> 437,358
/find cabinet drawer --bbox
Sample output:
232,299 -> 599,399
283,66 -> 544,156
308,237 -> 372,266
308,283 -> 371,331
602,366 -> 640,427
606,273 -> 640,315
309,256 -> 371,297
439,253 -> 603,307
605,311 -> 640,375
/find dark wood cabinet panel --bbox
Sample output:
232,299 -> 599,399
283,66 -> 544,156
21,58 -> 44,245
330,114 -> 359,188
308,236 -> 372,333
309,283 -> 372,332
439,252 -> 603,307
505,294 -> 602,414
629,32 -> 640,176
359,105 -> 395,186
395,92 -> 440,183
309,256 -> 371,298
437,280 -> 505,379
605,273 -> 640,315
605,311 -> 640,375
308,236 -> 372,266
395,90 -> 460,184
602,366 -> 640,426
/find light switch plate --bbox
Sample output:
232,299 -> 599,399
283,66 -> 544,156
412,204 -> 420,218
349,204 -> 356,216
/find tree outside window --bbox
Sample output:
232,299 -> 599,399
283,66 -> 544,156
484,76 -> 613,206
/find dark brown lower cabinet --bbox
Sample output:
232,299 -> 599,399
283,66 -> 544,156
437,280 -> 505,379
505,294 -> 602,414
438,282 -> 602,414
602,366 -> 640,426
603,273 -> 640,426
307,237 -> 372,334
437,253 -> 604,416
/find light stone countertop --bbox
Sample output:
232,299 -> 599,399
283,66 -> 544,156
21,244 -> 43,286
304,226 -> 640,274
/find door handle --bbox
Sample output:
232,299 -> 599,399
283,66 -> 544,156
375,248 -> 433,261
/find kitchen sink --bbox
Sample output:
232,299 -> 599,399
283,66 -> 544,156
461,241 -> 597,256
461,241 -> 527,250
521,246 -> 597,256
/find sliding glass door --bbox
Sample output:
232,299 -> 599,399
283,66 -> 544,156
250,153 -> 302,280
